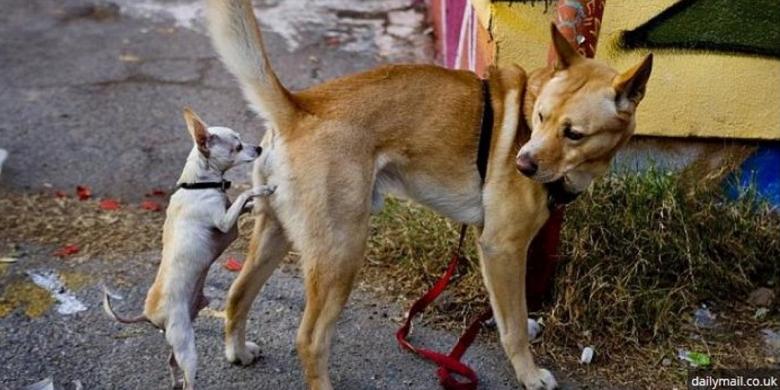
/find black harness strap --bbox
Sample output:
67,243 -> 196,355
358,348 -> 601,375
545,178 -> 580,210
475,78 -> 580,210
476,79 -> 493,183
177,180 -> 232,191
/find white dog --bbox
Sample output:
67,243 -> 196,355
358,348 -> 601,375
103,108 -> 275,389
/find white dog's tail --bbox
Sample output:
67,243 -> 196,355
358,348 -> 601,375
102,288 -> 149,324
206,0 -> 297,128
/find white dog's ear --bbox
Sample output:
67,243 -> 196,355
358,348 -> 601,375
613,53 -> 653,111
550,23 -> 582,70
183,107 -> 210,155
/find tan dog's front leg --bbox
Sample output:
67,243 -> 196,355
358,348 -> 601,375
478,231 -> 557,390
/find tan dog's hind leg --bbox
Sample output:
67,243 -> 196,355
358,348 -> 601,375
225,212 -> 290,365
478,202 -> 557,390
296,221 -> 368,390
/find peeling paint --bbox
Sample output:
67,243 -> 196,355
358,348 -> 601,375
60,271 -> 91,291
0,280 -> 55,318
28,271 -> 87,315
115,0 -> 429,61
117,0 -> 204,30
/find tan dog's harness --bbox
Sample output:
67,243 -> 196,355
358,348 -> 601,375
397,78 -> 580,389
395,80 -> 497,390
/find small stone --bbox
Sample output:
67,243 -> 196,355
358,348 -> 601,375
433,290 -> 456,313
693,305 -> 717,329
755,308 -> 769,320
0,148 -> 7,177
748,287 -> 775,307
580,346 -> 594,364
762,329 -> 780,360
527,318 -> 542,341
387,9 -> 423,27
661,358 -> 672,366
119,53 -> 141,63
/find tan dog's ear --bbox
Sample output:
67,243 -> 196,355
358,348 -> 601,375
550,23 -> 581,70
182,107 -> 210,155
613,53 -> 653,111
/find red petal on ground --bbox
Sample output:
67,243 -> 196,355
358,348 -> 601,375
76,185 -> 92,200
224,257 -> 243,272
99,199 -> 120,210
325,36 -> 340,46
54,244 -> 80,257
146,189 -> 167,197
140,200 -> 161,212
54,190 -> 67,198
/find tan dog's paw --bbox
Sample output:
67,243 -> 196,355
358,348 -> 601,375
520,368 -> 557,390
226,341 -> 261,366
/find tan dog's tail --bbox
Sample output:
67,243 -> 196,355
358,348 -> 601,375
102,288 -> 149,324
205,0 -> 297,128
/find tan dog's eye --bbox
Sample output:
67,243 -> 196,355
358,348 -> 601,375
563,124 -> 585,141
538,112 -> 544,122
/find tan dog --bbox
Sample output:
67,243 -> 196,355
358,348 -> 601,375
206,1 -> 652,389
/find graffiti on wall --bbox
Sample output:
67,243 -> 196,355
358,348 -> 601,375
621,0 -> 780,58
438,0 -> 780,140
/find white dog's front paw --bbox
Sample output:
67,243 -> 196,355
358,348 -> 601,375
253,185 -> 276,197
520,368 -> 557,390
226,341 -> 261,366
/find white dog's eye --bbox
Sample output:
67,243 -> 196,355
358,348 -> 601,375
236,144 -> 243,152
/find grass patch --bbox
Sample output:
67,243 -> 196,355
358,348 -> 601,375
552,170 -> 779,343
363,169 -> 780,386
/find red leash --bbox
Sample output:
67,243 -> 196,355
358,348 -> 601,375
396,225 -> 492,389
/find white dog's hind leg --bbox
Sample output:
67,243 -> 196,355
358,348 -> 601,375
168,352 -> 183,389
166,314 -> 198,390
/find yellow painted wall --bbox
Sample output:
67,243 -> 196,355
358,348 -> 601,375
473,0 -> 780,140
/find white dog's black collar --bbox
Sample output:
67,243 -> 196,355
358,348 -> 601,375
177,180 -> 232,191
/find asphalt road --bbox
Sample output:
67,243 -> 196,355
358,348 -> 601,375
0,0 -> 430,200
0,246 -> 527,390
0,0 -> 577,389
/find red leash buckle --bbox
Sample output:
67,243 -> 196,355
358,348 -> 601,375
396,226 -> 492,389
